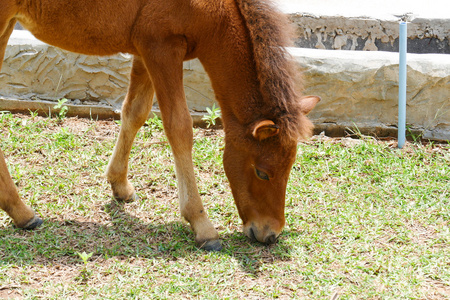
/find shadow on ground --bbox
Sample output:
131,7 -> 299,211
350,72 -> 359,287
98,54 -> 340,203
0,199 -> 298,275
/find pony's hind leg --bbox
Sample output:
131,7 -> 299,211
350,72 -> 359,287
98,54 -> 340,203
138,38 -> 221,251
106,56 -> 154,201
0,18 -> 16,71
0,18 -> 42,229
0,149 -> 43,229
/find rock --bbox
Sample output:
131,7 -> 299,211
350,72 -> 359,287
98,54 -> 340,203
292,48 -> 450,141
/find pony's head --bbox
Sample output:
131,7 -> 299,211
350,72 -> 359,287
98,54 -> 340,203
223,95 -> 320,244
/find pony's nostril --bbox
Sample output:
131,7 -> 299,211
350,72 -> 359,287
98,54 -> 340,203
248,227 -> 257,241
265,234 -> 277,244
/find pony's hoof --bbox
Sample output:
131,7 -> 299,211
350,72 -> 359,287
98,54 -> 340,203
22,216 -> 43,230
114,192 -> 138,203
200,239 -> 223,251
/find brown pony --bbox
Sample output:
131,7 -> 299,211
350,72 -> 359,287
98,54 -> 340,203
0,0 -> 319,250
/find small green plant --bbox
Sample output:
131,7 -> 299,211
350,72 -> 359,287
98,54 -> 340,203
145,114 -> 164,131
76,251 -> 93,282
77,251 -> 93,264
54,98 -> 69,121
143,115 -> 165,139
202,104 -> 221,128
28,109 -> 39,119
406,125 -> 423,143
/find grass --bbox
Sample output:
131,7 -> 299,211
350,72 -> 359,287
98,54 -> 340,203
0,112 -> 449,299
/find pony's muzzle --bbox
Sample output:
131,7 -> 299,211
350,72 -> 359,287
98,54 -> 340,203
245,223 -> 279,245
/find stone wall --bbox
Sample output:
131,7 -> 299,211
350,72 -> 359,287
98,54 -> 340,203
1,31 -> 131,110
1,31 -> 216,113
290,15 -> 450,54
1,30 -> 449,141
294,48 -> 450,141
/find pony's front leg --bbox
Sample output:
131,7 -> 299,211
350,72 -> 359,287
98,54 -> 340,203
106,56 -> 154,201
139,39 -> 221,251
0,149 -> 42,228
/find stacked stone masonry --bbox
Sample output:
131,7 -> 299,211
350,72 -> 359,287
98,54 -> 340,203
290,15 -> 449,54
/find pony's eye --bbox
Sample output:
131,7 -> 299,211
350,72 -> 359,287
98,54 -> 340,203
255,168 -> 270,181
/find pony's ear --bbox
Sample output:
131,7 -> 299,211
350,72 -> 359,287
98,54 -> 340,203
298,95 -> 320,115
252,120 -> 280,141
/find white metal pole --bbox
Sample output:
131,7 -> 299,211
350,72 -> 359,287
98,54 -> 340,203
398,22 -> 407,148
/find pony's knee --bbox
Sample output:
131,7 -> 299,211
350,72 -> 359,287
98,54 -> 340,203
121,98 -> 153,130
163,112 -> 193,146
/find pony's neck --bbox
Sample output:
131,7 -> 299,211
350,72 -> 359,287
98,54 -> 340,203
195,3 -> 264,126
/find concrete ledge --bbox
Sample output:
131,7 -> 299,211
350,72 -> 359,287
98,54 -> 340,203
292,48 -> 450,140
0,97 -> 120,120
1,30 -> 449,141
0,97 -> 211,126
1,30 -> 215,112
293,48 -> 450,141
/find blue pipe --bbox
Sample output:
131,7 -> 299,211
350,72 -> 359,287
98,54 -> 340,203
398,22 -> 407,148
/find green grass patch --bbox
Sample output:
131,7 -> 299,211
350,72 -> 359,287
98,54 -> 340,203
0,113 -> 449,299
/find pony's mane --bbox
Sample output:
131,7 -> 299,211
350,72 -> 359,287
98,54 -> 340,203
234,0 -> 313,140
